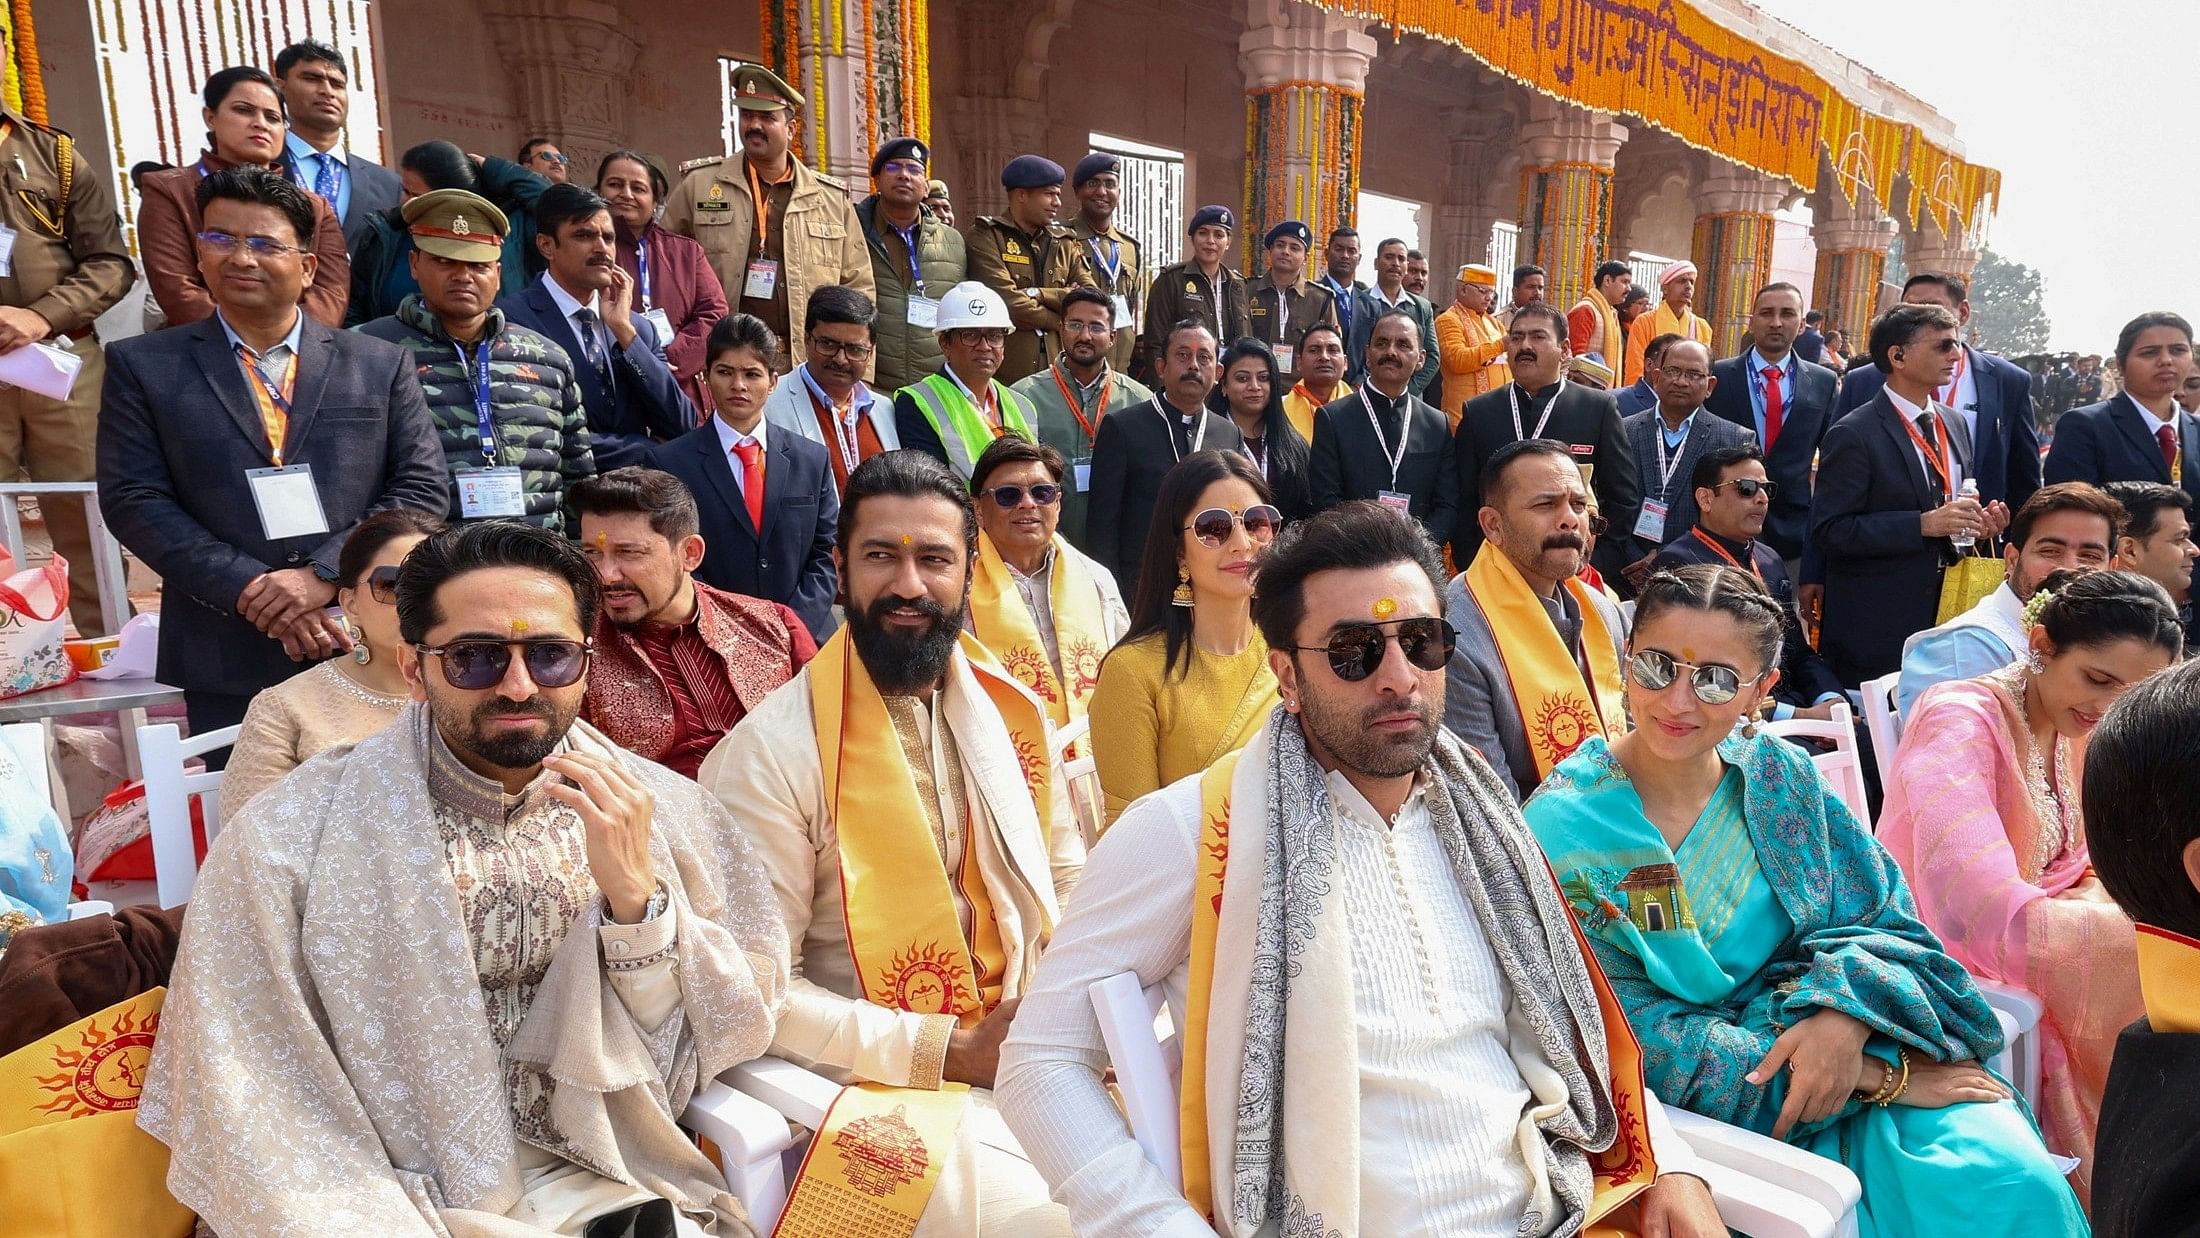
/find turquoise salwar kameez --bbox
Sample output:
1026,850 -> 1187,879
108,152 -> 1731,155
1525,734 -> 2087,1237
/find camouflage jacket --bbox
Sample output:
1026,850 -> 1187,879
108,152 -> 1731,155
359,296 -> 596,532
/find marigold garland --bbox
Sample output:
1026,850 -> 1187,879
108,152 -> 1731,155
860,0 -> 877,164
1243,80 -> 1362,272
1691,210 -> 1774,356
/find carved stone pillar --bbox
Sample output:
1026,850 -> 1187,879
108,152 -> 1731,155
1516,97 -> 1626,308
944,0 -> 1060,218
1690,164 -> 1785,356
482,0 -> 640,182
1433,109 -> 1510,272
1239,0 -> 1376,270
1811,190 -> 1897,341
1906,219 -> 1981,285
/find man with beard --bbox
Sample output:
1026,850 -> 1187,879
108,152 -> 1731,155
574,467 -> 815,777
141,521 -> 789,1236
995,501 -> 1723,1236
1444,439 -> 1631,801
702,450 -> 1080,1235
1310,308 -> 1458,540
1245,219 -> 1338,385
499,183 -> 693,470
1010,287 -> 1155,548
1452,303 -> 1641,586
1084,320 -> 1245,581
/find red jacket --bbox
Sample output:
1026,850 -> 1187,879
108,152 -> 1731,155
616,223 -> 728,410
585,582 -> 815,773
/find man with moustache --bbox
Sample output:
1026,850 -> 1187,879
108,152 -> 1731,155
574,467 -> 815,778
1311,308 -> 1458,540
273,39 -> 400,246
1567,260 -> 1633,385
1495,262 -> 1547,332
1010,287 -> 1155,548
1435,262 -> 1510,423
1245,219 -> 1338,385
997,502 -> 1723,1236
1404,248 -> 1431,297
1452,303 -> 1641,586
858,137 -> 967,394
1084,320 -> 1245,581
701,450 -> 1080,1236
1619,338 -> 1752,590
1347,238 -> 1440,397
1444,439 -> 1632,801
1067,152 -> 1144,374
1282,320 -> 1353,443
1706,282 -> 1842,579
142,522 -> 789,1236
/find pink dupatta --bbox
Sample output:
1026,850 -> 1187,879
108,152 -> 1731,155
1878,670 -> 2142,1206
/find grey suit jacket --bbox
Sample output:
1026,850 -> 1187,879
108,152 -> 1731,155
1442,563 -> 1629,802
342,155 -> 403,248
1621,406 -> 1755,552
97,315 -> 451,697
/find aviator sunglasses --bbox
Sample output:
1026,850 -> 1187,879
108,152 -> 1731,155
1184,504 -> 1282,548
1628,648 -> 1752,705
1709,477 -> 1779,501
1284,617 -> 1457,682
414,639 -> 593,690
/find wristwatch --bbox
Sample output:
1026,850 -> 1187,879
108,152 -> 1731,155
308,558 -> 341,584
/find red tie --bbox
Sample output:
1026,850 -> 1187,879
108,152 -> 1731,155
1760,364 -> 1784,450
2159,424 -> 2180,476
732,440 -> 764,531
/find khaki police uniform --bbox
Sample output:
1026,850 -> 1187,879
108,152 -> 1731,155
1243,275 -> 1338,384
1068,216 -> 1142,374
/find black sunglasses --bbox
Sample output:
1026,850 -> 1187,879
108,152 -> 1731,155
1285,617 -> 1457,682
985,483 -> 1062,509
366,564 -> 401,605
1711,477 -> 1779,501
414,639 -> 592,690
1185,504 -> 1282,548
1629,649 -> 1751,705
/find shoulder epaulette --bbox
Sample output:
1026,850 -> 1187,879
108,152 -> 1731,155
678,155 -> 723,175
815,171 -> 848,191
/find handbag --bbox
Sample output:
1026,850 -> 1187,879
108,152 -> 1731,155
0,550 -> 76,699
1936,539 -> 2007,625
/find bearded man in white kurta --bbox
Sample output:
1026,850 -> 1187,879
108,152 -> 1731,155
701,451 -> 1081,1236
140,523 -> 789,1237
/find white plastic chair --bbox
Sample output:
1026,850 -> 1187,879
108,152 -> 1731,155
1858,672 -> 1903,795
138,721 -> 240,909
1975,978 -> 2045,1114
1087,971 -> 1861,1238
1762,702 -> 1870,825
680,1056 -> 846,1230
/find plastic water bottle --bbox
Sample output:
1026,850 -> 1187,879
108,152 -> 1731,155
1950,477 -> 1980,550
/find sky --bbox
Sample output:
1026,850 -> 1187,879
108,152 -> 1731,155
1750,0 -> 2188,352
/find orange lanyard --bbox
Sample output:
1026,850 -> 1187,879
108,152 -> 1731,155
1937,348 -> 1968,407
1690,528 -> 1763,582
1050,365 -> 1112,440
744,159 -> 792,254
236,345 -> 297,466
1897,404 -> 1953,500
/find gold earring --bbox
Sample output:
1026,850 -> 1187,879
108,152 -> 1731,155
1172,564 -> 1194,608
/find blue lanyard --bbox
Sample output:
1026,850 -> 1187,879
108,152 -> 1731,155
635,238 -> 653,309
891,222 -> 922,285
456,341 -> 496,463
1088,237 -> 1122,285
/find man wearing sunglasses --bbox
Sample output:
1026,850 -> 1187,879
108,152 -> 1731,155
702,450 -> 1081,1234
1654,444 -> 1846,721
1443,438 -> 1632,801
997,501 -> 1724,1237
142,521 -> 791,1236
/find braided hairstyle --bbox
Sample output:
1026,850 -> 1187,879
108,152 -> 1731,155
1631,564 -> 1787,676
2025,568 -> 2184,658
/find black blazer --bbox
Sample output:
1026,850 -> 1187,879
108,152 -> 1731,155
1839,346 -> 2041,512
284,146 -> 402,248
2095,1016 -> 2200,1238
498,278 -> 694,471
1808,390 -> 1956,686
1084,398 -> 1245,583
97,315 -> 451,697
1307,387 -> 1457,542
2043,394 -> 2200,507
1452,380 -> 1640,581
1705,350 -> 1839,560
1621,407 -> 1755,553
651,422 -> 838,642
1652,530 -> 1845,707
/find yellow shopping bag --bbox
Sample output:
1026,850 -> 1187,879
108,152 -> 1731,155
1937,546 -> 2008,624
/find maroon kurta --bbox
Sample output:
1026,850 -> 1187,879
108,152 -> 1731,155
616,222 -> 730,414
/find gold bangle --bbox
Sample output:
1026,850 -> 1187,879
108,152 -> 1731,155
1874,1048 -> 1913,1107
1858,1056 -> 1898,1106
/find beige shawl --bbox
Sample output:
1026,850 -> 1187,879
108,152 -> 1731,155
138,706 -> 790,1237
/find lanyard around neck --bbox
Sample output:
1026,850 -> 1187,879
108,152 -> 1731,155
1360,387 -> 1410,488
1508,379 -> 1566,442
1154,397 -> 1207,461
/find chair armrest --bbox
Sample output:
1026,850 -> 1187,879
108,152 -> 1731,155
1973,978 -> 2043,1033
725,1056 -> 844,1132
681,1078 -> 800,1163
1666,1107 -> 1861,1227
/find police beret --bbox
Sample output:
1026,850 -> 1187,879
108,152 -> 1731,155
1189,205 -> 1234,234
1000,154 -> 1066,190
1072,152 -> 1120,188
1264,220 -> 1311,250
871,137 -> 929,177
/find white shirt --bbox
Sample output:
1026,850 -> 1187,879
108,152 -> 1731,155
1884,384 -> 1965,489
1937,346 -> 1980,445
539,273 -> 612,363
713,413 -> 768,500
1370,282 -> 1410,310
2130,391 -> 2177,437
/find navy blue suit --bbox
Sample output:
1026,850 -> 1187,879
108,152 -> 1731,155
2042,394 -> 2200,507
1705,349 -> 1839,561
651,423 -> 838,642
498,278 -> 693,472
1837,346 -> 2041,511
1652,528 -> 1845,708
1615,378 -> 1658,419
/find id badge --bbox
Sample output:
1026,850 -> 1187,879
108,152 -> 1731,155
906,296 -> 940,329
246,464 -> 330,541
743,258 -> 780,300
1273,343 -> 1295,373
1073,457 -> 1093,492
640,307 -> 674,349
1111,294 -> 1134,329
1633,498 -> 1669,543
458,467 -> 528,519
1377,489 -> 1412,514
0,223 -> 15,277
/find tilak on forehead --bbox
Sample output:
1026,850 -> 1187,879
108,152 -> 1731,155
901,534 -> 913,546
1372,597 -> 1398,619
511,618 -> 530,632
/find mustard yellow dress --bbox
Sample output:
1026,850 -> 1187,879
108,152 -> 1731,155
1088,632 -> 1279,827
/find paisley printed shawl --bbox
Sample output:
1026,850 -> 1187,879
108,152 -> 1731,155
138,705 -> 791,1236
1199,710 -> 1632,1237
1525,733 -> 2004,1138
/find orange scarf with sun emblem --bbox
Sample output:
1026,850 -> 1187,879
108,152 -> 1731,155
967,533 -> 1109,752
1462,541 -> 1626,781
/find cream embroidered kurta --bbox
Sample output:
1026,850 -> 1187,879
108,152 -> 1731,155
220,660 -> 408,820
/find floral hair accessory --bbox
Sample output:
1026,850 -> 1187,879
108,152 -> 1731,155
2021,587 -> 2055,631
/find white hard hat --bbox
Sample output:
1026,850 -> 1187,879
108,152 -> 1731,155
934,281 -> 1012,333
